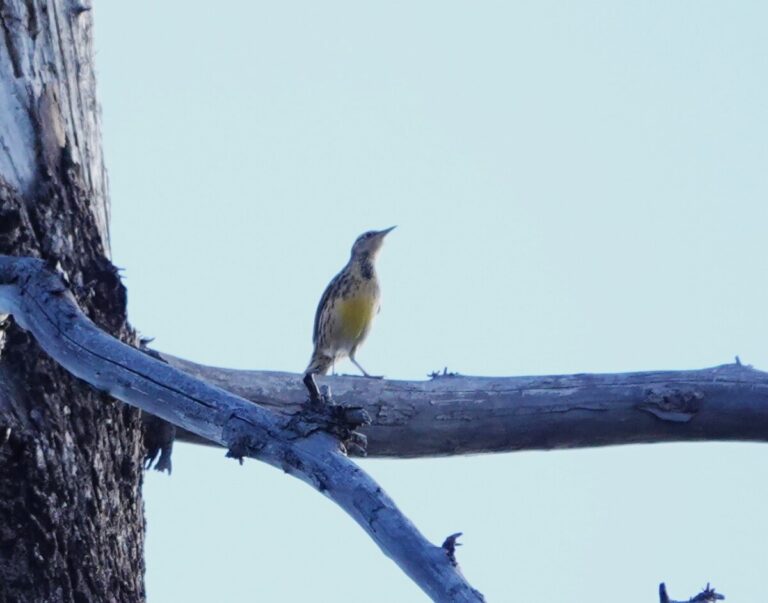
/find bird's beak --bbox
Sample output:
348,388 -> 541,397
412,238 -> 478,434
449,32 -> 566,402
378,226 -> 397,237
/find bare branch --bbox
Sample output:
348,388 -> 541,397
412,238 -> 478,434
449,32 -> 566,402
660,582 -> 725,602
0,255 -> 484,603
160,354 -> 768,458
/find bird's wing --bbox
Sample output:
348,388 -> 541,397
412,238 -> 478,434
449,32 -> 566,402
312,270 -> 344,344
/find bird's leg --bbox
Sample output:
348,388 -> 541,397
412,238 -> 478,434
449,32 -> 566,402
302,372 -> 323,404
350,354 -> 383,380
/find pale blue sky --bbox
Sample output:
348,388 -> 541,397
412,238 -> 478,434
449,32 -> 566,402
95,1 -> 768,601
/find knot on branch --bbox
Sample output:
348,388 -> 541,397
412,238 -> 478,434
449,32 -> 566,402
290,396 -> 372,456
640,387 -> 704,423
223,417 -> 273,465
225,432 -> 265,465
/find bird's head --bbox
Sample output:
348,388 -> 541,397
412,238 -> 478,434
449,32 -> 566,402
350,226 -> 396,260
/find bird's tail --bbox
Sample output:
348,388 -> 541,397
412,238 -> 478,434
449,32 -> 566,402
305,351 -> 333,376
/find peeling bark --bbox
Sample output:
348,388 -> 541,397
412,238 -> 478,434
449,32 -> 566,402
659,582 -> 724,603
0,1 -> 144,602
0,0 -> 110,248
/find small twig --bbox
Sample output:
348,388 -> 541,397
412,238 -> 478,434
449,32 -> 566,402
442,532 -> 463,567
429,366 -> 459,379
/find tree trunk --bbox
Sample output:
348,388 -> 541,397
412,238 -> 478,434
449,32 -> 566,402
0,2 -> 145,602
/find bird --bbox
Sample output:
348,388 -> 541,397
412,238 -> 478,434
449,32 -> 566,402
303,226 -> 395,402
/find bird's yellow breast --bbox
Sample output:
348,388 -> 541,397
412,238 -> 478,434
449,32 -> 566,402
337,295 -> 377,341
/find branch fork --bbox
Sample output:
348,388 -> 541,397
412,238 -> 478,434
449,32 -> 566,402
289,397 -> 371,456
0,255 -> 483,602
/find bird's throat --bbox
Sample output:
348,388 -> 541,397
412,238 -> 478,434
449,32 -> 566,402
353,252 -> 375,280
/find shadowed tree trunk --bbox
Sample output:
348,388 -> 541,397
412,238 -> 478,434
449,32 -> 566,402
0,2 -> 145,601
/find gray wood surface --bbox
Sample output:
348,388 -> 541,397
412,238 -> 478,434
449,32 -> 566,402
0,0 -> 111,252
163,354 -> 768,457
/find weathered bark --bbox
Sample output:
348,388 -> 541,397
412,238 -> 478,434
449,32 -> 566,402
0,256 -> 485,603
161,354 -> 768,457
0,2 -> 145,602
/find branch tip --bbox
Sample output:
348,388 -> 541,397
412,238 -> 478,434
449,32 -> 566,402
659,581 -> 724,602
693,583 -> 725,602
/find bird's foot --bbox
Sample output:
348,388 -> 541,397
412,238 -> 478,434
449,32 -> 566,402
350,358 -> 383,380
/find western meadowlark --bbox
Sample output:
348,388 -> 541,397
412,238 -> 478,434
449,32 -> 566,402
303,226 -> 395,401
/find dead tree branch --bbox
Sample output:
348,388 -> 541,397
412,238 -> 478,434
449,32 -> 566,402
0,255 -> 484,603
659,582 -> 725,602
161,354 -> 768,457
